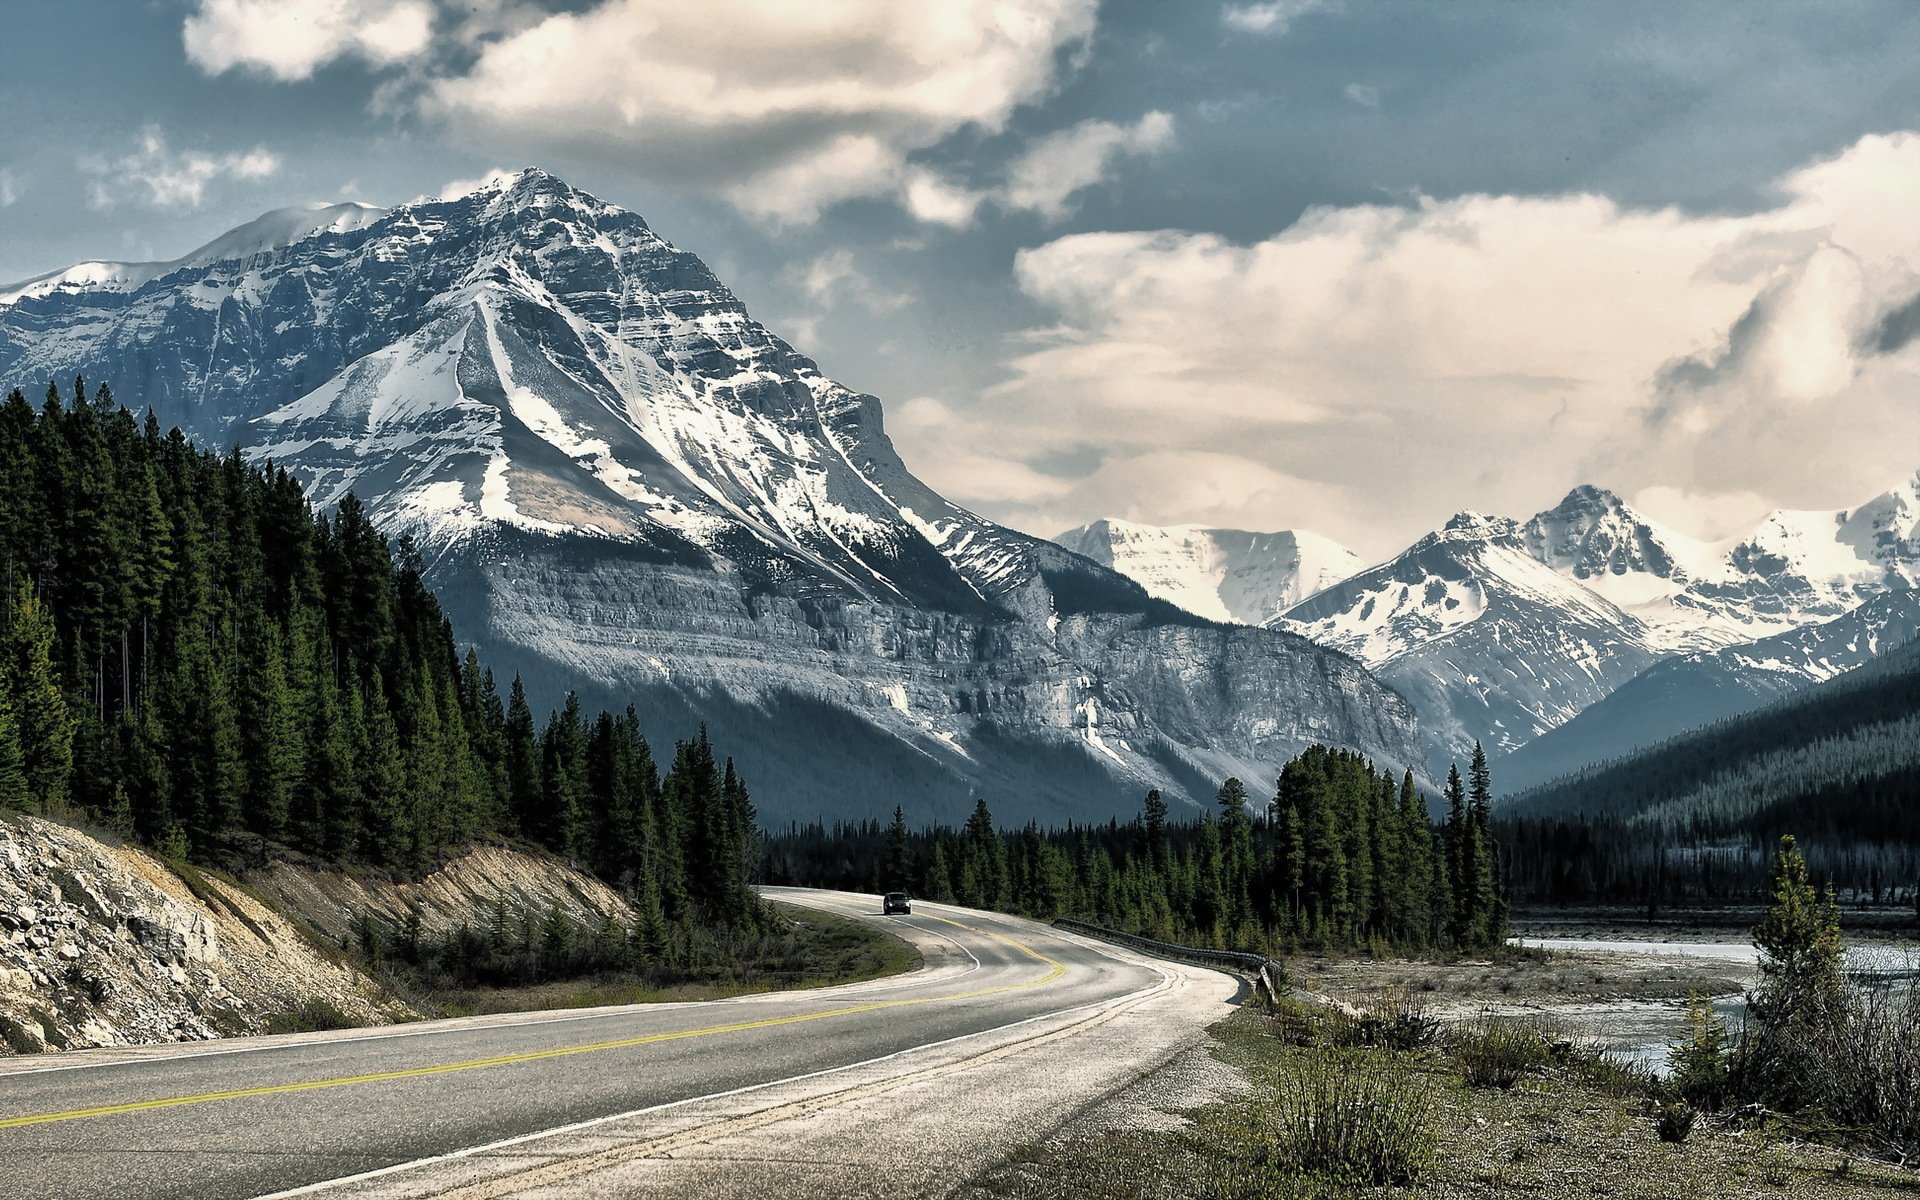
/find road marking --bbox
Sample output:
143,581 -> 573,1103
250,958 -> 1181,1199
0,917 -> 1063,1132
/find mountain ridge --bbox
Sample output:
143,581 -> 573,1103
0,167 -> 1424,822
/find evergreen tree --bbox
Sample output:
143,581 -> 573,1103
884,805 -> 913,891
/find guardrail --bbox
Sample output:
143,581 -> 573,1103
1051,918 -> 1285,1011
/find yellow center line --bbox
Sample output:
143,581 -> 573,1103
0,914 -> 1066,1132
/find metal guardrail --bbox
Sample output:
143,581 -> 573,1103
1051,918 -> 1285,1011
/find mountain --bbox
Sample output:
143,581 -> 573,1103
1504,634 -> 1920,836
0,168 -> 1422,824
1053,519 -> 1361,626
1282,511 -> 1664,767
1499,587 -> 1920,793
1279,481 -> 1919,774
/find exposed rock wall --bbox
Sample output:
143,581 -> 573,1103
0,814 -> 636,1055
0,813 -> 402,1052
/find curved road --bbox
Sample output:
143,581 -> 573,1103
0,889 -> 1235,1200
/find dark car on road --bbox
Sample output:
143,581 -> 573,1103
883,891 -> 911,915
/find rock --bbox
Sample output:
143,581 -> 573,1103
55,943 -> 80,961
16,905 -> 36,924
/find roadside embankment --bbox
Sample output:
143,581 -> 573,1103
0,811 -> 404,1052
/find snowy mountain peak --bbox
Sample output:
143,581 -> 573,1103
0,167 -> 1424,817
1053,519 -> 1361,626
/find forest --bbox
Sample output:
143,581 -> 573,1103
1498,638 -> 1920,910
764,743 -> 1510,954
0,380 -> 763,944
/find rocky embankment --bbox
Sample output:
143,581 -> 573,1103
0,812 -> 634,1055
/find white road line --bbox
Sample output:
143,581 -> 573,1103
251,947 -> 1174,1199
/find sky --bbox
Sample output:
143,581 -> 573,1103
3,0 -> 1920,561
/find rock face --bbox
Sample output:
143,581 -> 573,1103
0,169 -> 1423,820
1054,519 -> 1360,626
0,812 -> 401,1052
0,811 -> 639,1055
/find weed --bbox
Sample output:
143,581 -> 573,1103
264,997 -> 362,1034
1656,1100 -> 1696,1144
1266,1051 -> 1434,1185
1448,1016 -> 1553,1090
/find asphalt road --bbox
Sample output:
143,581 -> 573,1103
0,889 -> 1230,1200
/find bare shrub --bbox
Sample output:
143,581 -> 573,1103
1270,1051 -> 1434,1185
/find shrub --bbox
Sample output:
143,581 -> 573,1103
1449,1016 -> 1553,1090
1656,1100 -> 1696,1144
265,997 -> 362,1034
1269,1052 -> 1434,1185
1669,993 -> 1732,1110
1334,988 -> 1441,1051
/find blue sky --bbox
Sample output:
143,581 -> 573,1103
4,0 -> 1919,557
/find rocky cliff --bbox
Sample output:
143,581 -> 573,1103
0,812 -> 633,1055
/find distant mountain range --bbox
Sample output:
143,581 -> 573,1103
0,169 -> 1420,824
1053,519 -> 1360,626
1063,478 -> 1919,782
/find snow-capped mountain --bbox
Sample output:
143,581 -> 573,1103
1501,586 -> 1920,792
1053,519 -> 1361,626
0,169 -> 1421,823
1282,511 -> 1664,765
1279,480 -> 1920,774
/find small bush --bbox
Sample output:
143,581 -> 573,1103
1668,993 -> 1732,1110
265,997 -> 362,1034
1269,1052 -> 1434,1185
1656,1100 -> 1696,1144
1332,988 -> 1441,1051
1449,1017 -> 1554,1090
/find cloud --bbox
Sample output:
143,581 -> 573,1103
796,249 -> 911,313
184,0 -> 435,81
81,128 -> 281,209
898,132 -> 1920,557
417,0 -> 1098,225
1343,83 -> 1379,108
0,171 -> 16,208
1221,1 -> 1327,37
433,167 -> 517,202
999,111 -> 1175,221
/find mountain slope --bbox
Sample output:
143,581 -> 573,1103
0,169 -> 1422,822
1277,480 -> 1919,775
1281,512 -> 1663,767
1053,519 -> 1361,625
1504,636 -> 1920,841
1499,587 -> 1920,792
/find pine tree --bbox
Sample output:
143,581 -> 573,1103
884,804 -> 913,891
3,584 -> 75,814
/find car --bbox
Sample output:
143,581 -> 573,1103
882,891 -> 912,915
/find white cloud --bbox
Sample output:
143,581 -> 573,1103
82,128 -> 282,209
901,132 -> 1920,557
796,249 -> 911,315
1221,0 -> 1327,37
1343,83 -> 1379,108
1000,111 -> 1175,221
0,171 -> 16,208
418,0 -> 1098,225
184,0 -> 435,81
433,167 -> 518,202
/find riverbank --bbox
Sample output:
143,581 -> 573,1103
962,1005 -> 1920,1199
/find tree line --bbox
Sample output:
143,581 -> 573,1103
764,743 -> 1509,953
0,380 -> 761,935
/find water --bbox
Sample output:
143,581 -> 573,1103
1502,936 -> 1919,1074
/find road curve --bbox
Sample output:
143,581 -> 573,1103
0,889 -> 1236,1200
